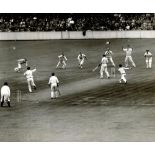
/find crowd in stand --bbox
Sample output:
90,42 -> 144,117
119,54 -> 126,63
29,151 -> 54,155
0,13 -> 155,32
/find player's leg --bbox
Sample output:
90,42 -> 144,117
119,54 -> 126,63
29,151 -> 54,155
51,85 -> 56,99
146,59 -> 149,68
100,66 -> 104,78
62,61 -> 66,69
30,78 -> 36,90
110,57 -> 115,66
122,74 -> 127,83
149,58 -> 152,68
27,79 -> 32,92
1,95 -> 4,107
125,56 -> 128,67
6,94 -> 11,107
80,59 -> 84,68
17,63 -> 22,72
105,66 -> 110,78
56,61 -> 61,68
129,56 -> 136,67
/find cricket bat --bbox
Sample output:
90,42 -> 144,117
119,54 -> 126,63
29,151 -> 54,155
92,66 -> 99,72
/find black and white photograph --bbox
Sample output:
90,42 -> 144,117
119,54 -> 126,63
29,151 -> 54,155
2,0 -> 155,154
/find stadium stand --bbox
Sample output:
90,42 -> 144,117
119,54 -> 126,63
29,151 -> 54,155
0,13 -> 154,32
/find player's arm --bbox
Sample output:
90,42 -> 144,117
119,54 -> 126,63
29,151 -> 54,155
32,68 -> 36,73
25,61 -> 28,66
23,71 -> 26,76
56,77 -> 59,86
65,56 -> 67,61
123,67 -> 131,70
144,53 -> 146,57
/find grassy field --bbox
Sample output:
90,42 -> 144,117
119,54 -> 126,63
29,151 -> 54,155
0,39 -> 155,141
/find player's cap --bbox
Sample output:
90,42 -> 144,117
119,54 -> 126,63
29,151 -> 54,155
146,49 -> 149,51
27,67 -> 30,70
119,64 -> 122,67
51,73 -> 55,76
4,82 -> 8,85
103,54 -> 106,57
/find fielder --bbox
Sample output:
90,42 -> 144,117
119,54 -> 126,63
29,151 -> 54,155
118,64 -> 130,84
48,73 -> 60,99
105,48 -> 115,66
99,55 -> 110,79
77,52 -> 87,68
24,67 -> 37,93
122,45 -> 136,68
15,58 -> 28,72
56,53 -> 67,69
144,50 -> 152,68
1,82 -> 11,107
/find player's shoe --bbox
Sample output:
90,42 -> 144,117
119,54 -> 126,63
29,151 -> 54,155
33,86 -> 37,90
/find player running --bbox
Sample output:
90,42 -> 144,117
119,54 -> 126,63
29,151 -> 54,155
1,82 -> 11,107
48,73 -> 60,99
56,53 -> 67,69
118,64 -> 130,84
99,55 -> 110,79
14,58 -> 28,72
122,45 -> 136,68
24,67 -> 37,93
144,49 -> 152,69
105,48 -> 115,67
77,52 -> 87,68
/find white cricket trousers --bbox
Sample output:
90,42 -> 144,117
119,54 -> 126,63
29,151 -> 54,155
56,61 -> 66,69
1,93 -> 10,102
120,73 -> 127,83
79,59 -> 84,66
125,56 -> 136,67
146,57 -> 152,68
108,57 -> 115,66
50,83 -> 58,98
27,78 -> 36,92
100,64 -> 110,78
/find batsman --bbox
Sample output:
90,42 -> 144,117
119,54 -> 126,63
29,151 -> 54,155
48,73 -> 60,99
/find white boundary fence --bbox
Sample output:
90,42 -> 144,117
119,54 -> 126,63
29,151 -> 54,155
0,31 -> 155,40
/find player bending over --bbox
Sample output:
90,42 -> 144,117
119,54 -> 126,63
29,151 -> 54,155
1,82 -> 11,107
144,50 -> 152,69
105,48 -> 115,67
14,58 -> 28,72
56,53 -> 67,69
77,52 -> 87,69
99,55 -> 110,79
122,45 -> 136,68
118,64 -> 130,84
48,73 -> 60,99
24,67 -> 37,93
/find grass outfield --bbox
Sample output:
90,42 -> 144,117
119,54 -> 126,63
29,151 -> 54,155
0,39 -> 155,141
0,39 -> 155,105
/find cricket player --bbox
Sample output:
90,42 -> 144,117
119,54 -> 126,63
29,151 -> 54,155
56,53 -> 67,69
15,58 -> 28,72
99,55 -> 110,79
105,48 -> 115,66
144,50 -> 152,68
48,73 -> 59,99
122,45 -> 136,68
118,64 -> 130,84
24,67 -> 37,93
1,82 -> 11,107
77,52 -> 87,68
